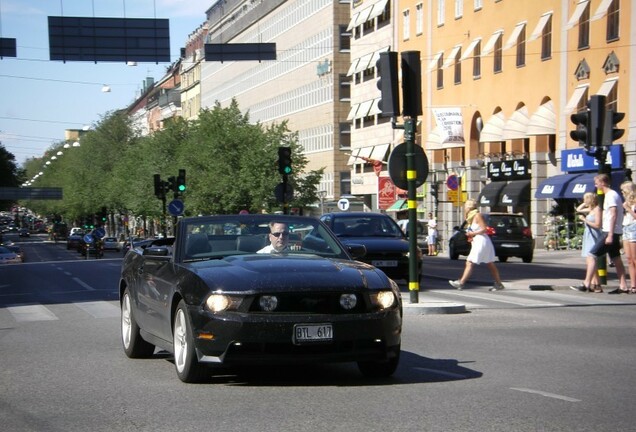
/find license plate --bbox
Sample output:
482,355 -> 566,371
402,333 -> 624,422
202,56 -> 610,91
293,323 -> 332,344
501,243 -> 519,248
372,260 -> 398,267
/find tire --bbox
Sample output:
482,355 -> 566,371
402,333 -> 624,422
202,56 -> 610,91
449,244 -> 459,260
173,300 -> 208,383
498,256 -> 508,263
358,347 -> 400,378
522,254 -> 533,263
121,288 -> 155,358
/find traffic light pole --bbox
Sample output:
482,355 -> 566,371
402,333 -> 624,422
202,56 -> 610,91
596,147 -> 610,286
404,118 -> 419,304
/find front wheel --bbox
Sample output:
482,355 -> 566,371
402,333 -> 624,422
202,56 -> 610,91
358,347 -> 400,378
498,256 -> 508,263
522,254 -> 533,263
173,301 -> 208,383
121,288 -> 155,358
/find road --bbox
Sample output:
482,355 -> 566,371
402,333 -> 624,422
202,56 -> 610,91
1,235 -> 635,431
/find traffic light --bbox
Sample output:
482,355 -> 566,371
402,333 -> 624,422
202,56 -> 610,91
603,109 -> 625,145
278,147 -> 292,175
176,169 -> 186,194
430,183 -> 439,201
587,94 -> 605,148
154,174 -> 163,198
167,176 -> 176,193
376,51 -> 400,117
570,107 -> 590,148
100,206 -> 107,223
401,51 -> 422,117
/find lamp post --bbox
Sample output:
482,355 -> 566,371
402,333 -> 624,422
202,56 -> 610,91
318,190 -> 327,215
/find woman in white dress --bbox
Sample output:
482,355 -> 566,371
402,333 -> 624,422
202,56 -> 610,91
449,199 -> 505,291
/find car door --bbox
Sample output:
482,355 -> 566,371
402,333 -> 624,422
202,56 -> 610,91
136,253 -> 175,341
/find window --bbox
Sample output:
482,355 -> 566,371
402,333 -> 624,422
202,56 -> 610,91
578,2 -> 590,49
403,9 -> 410,40
454,48 -> 462,84
541,14 -> 552,59
606,82 -> 618,112
516,26 -> 526,67
416,3 -> 424,35
455,0 -> 463,18
339,25 -> 350,51
338,74 -> 350,101
607,0 -> 619,41
494,36 -> 502,73
473,40 -> 481,78
436,54 -> 444,89
339,123 -> 351,149
437,0 -> 445,26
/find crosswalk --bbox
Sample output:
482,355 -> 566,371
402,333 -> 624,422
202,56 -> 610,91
1,290 -> 632,325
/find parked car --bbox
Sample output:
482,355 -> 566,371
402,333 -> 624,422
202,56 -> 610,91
3,244 -> 25,262
448,212 -> 534,263
77,233 -> 104,258
67,231 -> 85,250
0,246 -> 22,264
102,237 -> 122,251
119,214 -> 402,383
320,212 -> 422,281
18,228 -> 30,237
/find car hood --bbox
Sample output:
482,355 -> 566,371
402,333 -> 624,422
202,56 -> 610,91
180,254 -> 392,293
337,237 -> 410,253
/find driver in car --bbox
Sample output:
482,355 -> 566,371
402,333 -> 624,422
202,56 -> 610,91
258,221 -> 290,253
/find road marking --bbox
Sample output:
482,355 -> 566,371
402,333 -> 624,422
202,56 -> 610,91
436,290 -> 563,307
510,387 -> 581,402
7,305 -> 58,322
72,277 -> 95,291
74,301 -> 120,318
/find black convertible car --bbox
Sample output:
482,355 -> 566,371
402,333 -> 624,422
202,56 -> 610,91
119,214 -> 402,383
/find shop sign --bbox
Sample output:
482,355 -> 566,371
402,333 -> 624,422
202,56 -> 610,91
561,145 -> 623,172
487,159 -> 530,181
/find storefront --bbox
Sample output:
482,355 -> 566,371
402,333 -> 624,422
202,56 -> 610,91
478,159 -> 531,210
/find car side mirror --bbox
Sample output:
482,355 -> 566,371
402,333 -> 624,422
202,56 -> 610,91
143,246 -> 170,258
347,244 -> 367,259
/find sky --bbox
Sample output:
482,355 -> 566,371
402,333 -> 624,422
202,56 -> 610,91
0,0 -> 215,166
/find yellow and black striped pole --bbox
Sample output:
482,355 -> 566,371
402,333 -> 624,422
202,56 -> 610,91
404,118 -> 420,303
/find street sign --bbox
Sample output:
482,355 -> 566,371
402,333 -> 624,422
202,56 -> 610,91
446,175 -> 459,191
447,190 -> 467,206
387,143 -> 429,190
168,199 -> 185,216
337,198 -> 350,211
83,234 -> 94,244
93,227 -> 106,239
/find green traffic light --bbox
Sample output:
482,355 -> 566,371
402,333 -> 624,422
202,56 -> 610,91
284,166 -> 292,175
178,184 -> 186,192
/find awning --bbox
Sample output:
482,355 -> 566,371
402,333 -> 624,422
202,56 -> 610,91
370,143 -> 389,161
369,46 -> 390,69
368,98 -> 382,116
564,171 -> 626,199
597,78 -> 618,96
356,99 -> 374,119
357,146 -> 374,159
369,0 -> 389,20
479,111 -> 506,142
503,22 -> 526,51
459,37 -> 481,61
347,148 -> 361,165
564,85 -> 589,114
346,58 -> 360,76
386,199 -> 407,212
535,173 -> 582,199
527,100 -> 556,135
502,106 -> 530,140
352,52 -> 374,75
482,30 -> 503,55
478,181 -> 507,207
566,0 -> 590,30
591,0 -> 612,21
346,103 -> 360,121
347,6 -> 373,30
499,180 -> 531,206
428,50 -> 444,71
528,12 -> 552,42
442,45 -> 461,69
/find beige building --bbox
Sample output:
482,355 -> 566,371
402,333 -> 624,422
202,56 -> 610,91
391,0 -> 634,247
181,23 -> 208,122
199,0 -> 353,205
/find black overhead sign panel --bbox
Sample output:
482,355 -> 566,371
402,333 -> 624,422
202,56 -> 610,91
0,38 -> 17,58
48,16 -> 170,63
204,43 -> 277,62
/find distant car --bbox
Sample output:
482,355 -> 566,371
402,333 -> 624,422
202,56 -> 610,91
69,227 -> 84,237
103,237 -> 121,251
320,212 -> 422,281
122,237 -> 154,256
0,246 -> 21,264
18,228 -> 30,237
3,244 -> 25,262
119,214 -> 402,383
448,212 -> 535,263
77,233 -> 104,258
67,231 -> 85,250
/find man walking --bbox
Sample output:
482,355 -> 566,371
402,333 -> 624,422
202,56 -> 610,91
581,174 -> 628,294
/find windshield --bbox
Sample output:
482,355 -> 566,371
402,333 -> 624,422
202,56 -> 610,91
180,215 -> 348,262
329,216 -> 404,238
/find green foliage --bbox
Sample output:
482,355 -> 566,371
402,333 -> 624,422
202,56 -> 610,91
21,100 -> 323,219
0,143 -> 23,209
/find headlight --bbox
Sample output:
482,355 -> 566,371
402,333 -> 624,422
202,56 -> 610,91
370,291 -> 396,309
259,295 -> 278,312
205,294 -> 231,312
339,293 -> 357,310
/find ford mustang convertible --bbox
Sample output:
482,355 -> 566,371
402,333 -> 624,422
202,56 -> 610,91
119,214 -> 402,383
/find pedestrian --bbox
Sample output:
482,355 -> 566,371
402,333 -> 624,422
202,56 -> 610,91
571,192 -> 602,292
580,174 -> 628,294
449,199 -> 505,291
427,212 -> 438,256
620,181 -> 636,293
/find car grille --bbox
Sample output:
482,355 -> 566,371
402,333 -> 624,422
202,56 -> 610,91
248,292 -> 368,314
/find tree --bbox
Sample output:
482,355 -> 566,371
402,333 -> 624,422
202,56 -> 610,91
0,143 -> 24,210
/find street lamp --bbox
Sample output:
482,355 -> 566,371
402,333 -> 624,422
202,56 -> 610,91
318,190 -> 327,215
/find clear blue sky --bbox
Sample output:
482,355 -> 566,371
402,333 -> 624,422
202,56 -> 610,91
0,0 -> 213,166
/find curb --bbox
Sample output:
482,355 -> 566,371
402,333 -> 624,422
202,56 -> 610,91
402,301 -> 467,315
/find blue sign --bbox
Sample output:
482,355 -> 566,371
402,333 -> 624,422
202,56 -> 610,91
83,234 -> 94,244
561,145 -> 623,172
446,175 -> 459,191
168,199 -> 185,216
93,227 -> 105,239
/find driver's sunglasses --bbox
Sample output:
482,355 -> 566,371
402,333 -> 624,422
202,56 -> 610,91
270,231 -> 289,238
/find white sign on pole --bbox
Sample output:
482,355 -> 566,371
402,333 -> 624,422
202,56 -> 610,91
337,198 -> 350,211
